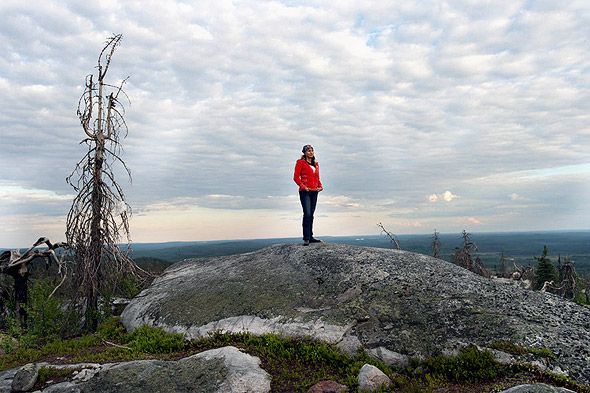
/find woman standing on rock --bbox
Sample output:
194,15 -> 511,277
293,144 -> 323,246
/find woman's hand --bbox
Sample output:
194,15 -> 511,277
317,187 -> 323,192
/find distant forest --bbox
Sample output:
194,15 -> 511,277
127,231 -> 590,275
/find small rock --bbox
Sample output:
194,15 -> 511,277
550,365 -> 568,377
499,383 -> 576,392
71,367 -> 102,382
11,363 -> 39,392
368,347 -> 409,368
307,380 -> 348,393
531,360 -> 548,371
336,335 -> 362,356
358,364 -> 391,392
487,348 -> 516,365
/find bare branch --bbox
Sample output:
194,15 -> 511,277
377,222 -> 401,250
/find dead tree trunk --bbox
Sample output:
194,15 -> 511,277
0,238 -> 66,327
432,229 -> 441,258
66,34 -> 145,332
13,271 -> 28,326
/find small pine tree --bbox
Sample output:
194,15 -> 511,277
534,245 -> 558,290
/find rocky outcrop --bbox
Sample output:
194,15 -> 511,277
0,346 -> 270,393
121,243 -> 590,384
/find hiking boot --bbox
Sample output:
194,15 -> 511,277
303,240 -> 310,246
310,238 -> 322,243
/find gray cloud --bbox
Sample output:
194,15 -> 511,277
1,0 -> 589,245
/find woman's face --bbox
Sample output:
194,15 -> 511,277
305,147 -> 314,159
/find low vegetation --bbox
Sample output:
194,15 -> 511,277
1,317 -> 588,393
490,340 -> 556,360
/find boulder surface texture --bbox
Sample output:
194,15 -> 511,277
122,243 -> 590,384
0,346 -> 270,393
499,383 -> 576,392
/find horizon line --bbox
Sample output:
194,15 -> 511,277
2,228 -> 588,250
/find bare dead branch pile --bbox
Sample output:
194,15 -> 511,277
0,237 -> 67,326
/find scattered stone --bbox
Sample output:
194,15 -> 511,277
357,364 -> 391,391
11,363 -> 39,392
336,335 -> 362,356
368,346 -> 410,368
531,360 -> 548,372
499,383 -> 576,392
71,365 -> 104,383
307,380 -> 348,393
487,348 -> 516,365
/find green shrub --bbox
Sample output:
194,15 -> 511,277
490,340 -> 527,355
42,335 -> 101,354
97,317 -> 128,342
534,246 -> 558,290
424,346 -> 501,382
0,333 -> 18,355
18,279 -> 69,346
128,325 -> 185,353
528,347 -> 556,360
117,276 -> 142,299
490,340 -> 556,360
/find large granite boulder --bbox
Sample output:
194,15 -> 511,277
121,243 -> 590,384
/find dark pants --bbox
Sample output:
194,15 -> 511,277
299,191 -> 318,241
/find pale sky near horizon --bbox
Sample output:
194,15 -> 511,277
1,1 -> 589,248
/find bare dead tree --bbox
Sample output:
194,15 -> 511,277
473,256 -> 491,278
452,230 -> 477,271
552,256 -> 577,299
451,230 -> 489,277
511,260 -> 534,283
498,251 -> 515,278
0,237 -> 67,326
66,34 -> 144,331
377,223 -> 400,250
432,229 -> 441,258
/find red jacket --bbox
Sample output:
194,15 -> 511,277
293,159 -> 323,191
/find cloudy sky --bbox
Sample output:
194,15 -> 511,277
1,1 -> 589,247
